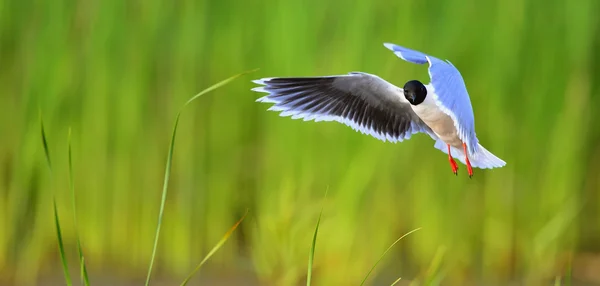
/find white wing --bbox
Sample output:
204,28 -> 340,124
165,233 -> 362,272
251,72 -> 434,143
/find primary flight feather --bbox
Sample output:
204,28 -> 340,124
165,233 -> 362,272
251,43 -> 506,177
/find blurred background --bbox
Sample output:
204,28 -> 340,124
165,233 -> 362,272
1,0 -> 600,285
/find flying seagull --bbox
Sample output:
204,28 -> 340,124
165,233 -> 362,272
251,43 -> 506,177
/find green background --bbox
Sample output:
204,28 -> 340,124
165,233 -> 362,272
1,0 -> 599,285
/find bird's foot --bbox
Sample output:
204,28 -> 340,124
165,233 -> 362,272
449,157 -> 459,175
463,143 -> 474,178
447,144 -> 458,176
466,158 -> 473,178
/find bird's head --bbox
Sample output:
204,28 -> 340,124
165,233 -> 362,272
403,80 -> 427,105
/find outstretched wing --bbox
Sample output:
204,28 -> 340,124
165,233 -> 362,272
251,72 -> 433,143
384,43 -> 479,154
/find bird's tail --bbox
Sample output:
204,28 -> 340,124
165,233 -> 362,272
433,140 -> 506,169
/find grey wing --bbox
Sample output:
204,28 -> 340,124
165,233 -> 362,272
251,72 -> 434,143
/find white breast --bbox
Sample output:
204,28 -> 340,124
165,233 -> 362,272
410,86 -> 463,148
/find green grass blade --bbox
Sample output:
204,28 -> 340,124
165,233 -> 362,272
359,227 -> 422,286
390,277 -> 402,286
181,68 -> 259,109
40,112 -> 52,173
306,208 -> 322,286
144,112 -> 180,286
68,128 -> 91,286
144,69 -> 258,286
423,245 -> 447,285
179,209 -> 249,286
54,199 -> 73,286
307,188 -> 328,286
41,114 -> 72,286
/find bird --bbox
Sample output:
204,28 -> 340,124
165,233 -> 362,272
250,43 -> 506,177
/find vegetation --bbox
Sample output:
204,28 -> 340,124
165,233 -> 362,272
1,0 -> 599,285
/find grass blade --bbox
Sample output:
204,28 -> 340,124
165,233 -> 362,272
307,188 -> 328,286
423,245 -> 447,285
144,69 -> 258,286
144,111 -> 179,286
41,114 -> 72,286
68,128 -> 91,286
179,209 -> 249,286
359,227 -> 422,286
54,199 -> 73,286
40,112 -> 52,172
181,68 -> 259,109
390,277 -> 402,286
306,208 -> 322,286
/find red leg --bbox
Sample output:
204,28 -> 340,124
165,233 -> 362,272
463,143 -> 473,178
447,144 -> 458,175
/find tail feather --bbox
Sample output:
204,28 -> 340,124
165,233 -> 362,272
433,140 -> 506,169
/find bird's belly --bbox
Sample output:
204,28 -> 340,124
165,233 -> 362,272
412,104 -> 463,148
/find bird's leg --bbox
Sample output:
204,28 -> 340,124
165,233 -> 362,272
447,144 -> 458,175
463,143 -> 473,178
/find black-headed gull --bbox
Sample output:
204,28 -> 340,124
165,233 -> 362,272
251,43 -> 506,177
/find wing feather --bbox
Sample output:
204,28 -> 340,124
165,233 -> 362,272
251,72 -> 433,143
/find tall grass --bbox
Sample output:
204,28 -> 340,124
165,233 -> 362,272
359,228 -> 422,286
68,128 -> 91,286
144,69 -> 257,285
40,116 -> 74,286
39,73 -> 253,286
2,0 -> 599,285
179,209 -> 248,286
306,189 -> 327,286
